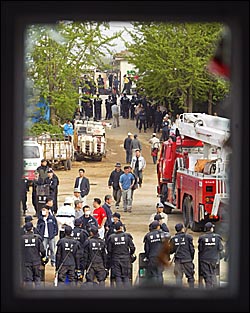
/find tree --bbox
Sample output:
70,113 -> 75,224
125,22 -> 229,113
25,22 -> 121,125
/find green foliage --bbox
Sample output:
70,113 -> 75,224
125,22 -> 230,112
25,22 -> 122,124
26,122 -> 63,138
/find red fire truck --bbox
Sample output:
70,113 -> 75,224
157,113 -> 230,231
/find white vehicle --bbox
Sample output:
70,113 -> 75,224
23,139 -> 43,183
37,134 -> 74,170
73,120 -> 108,161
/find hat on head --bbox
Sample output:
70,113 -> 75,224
175,223 -> 184,232
154,214 -> 164,221
152,133 -> 156,136
25,222 -> 33,231
47,169 -> 53,173
74,199 -> 83,206
128,132 -> 132,136
112,212 -> 121,219
74,188 -> 81,193
135,149 -> 140,152
150,220 -> 160,229
90,225 -> 99,234
114,221 -> 123,230
74,218 -> 82,226
204,222 -> 215,230
115,162 -> 121,167
156,202 -> 164,208
64,196 -> 73,205
25,215 -> 33,223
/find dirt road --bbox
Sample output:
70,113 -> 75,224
23,108 -> 228,287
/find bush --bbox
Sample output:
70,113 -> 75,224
26,122 -> 64,138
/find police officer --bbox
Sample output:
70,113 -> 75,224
94,94 -> 102,121
198,222 -> 224,288
55,225 -> 82,286
82,225 -> 107,287
169,223 -> 195,288
107,221 -> 136,287
143,220 -> 170,285
21,215 -> 40,235
72,218 -> 89,249
21,222 -> 46,287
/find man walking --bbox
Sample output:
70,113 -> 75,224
123,132 -> 133,164
74,168 -> 90,205
119,166 -> 135,213
130,149 -> 146,188
108,162 -> 124,210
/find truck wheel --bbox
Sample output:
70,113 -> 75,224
189,204 -> 202,232
182,197 -> 190,228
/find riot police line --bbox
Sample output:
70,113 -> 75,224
21,206 -> 226,288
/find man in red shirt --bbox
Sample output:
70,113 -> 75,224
92,198 -> 107,239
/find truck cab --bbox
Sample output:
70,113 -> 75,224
23,139 -> 43,184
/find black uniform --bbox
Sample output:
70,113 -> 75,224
21,231 -> 46,286
83,234 -> 107,286
79,215 -> 98,235
94,97 -> 102,121
170,231 -> 195,287
72,226 -> 89,249
21,178 -> 29,215
143,229 -> 171,285
55,235 -> 82,285
120,95 -> 130,119
107,231 -> 135,287
198,232 -> 224,288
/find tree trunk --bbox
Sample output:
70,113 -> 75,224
186,87 -> 193,113
208,89 -> 213,115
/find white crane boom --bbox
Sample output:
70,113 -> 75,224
179,113 -> 230,148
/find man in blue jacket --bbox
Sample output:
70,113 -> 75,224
36,205 -> 58,267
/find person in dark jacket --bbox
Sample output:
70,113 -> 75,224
123,133 -> 133,163
82,225 -> 108,287
44,169 -> 58,208
198,222 -> 224,288
21,222 -> 46,287
105,212 -> 127,240
36,159 -> 50,184
138,107 -> 147,133
74,168 -> 90,205
169,223 -> 195,287
154,214 -> 169,233
21,215 -> 40,235
79,205 -> 98,235
31,171 -> 43,217
153,106 -> 163,133
94,94 -> 102,120
55,226 -> 82,286
72,218 -> 89,249
108,162 -> 124,210
107,221 -> 136,287
143,220 -> 171,285
102,195 -> 113,234
36,205 -> 58,267
21,178 -> 29,216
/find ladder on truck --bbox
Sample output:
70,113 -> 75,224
179,113 -> 230,148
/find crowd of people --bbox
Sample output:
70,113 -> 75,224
21,161 -> 225,289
